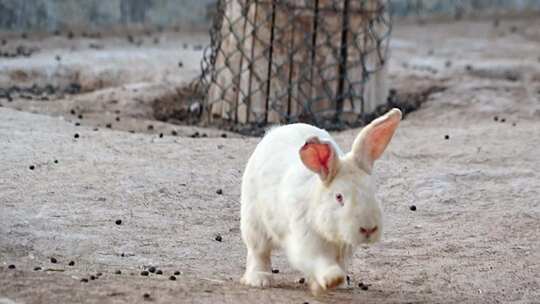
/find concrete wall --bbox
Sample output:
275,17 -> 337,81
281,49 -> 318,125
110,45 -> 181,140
391,0 -> 540,17
0,0 -> 216,33
0,0 -> 539,33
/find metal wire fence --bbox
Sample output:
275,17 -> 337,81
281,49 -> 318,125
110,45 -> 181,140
198,0 -> 392,134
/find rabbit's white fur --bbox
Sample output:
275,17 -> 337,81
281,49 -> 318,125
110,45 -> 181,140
240,108 -> 402,293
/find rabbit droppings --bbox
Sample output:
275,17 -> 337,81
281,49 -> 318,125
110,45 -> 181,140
240,108 -> 402,294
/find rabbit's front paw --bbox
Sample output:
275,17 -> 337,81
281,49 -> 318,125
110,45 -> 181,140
241,271 -> 272,288
313,265 -> 345,292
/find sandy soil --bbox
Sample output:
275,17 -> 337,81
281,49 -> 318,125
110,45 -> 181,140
1,16 -> 540,303
0,29 -> 224,138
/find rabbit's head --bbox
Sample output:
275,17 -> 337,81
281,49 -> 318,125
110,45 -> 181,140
300,109 -> 402,246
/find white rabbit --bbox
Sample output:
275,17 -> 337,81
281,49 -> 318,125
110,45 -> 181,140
240,108 -> 402,294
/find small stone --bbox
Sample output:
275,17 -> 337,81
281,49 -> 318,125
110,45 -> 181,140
298,277 -> 305,284
90,275 -> 96,280
178,61 -> 183,68
29,165 -> 35,170
129,130 -> 135,134
34,266 -> 42,271
143,293 -> 151,299
75,122 -> 80,126
174,271 -> 180,275
501,118 -> 506,123
74,133 -> 79,139
115,270 -> 122,275
68,261 -> 75,266
171,130 -> 178,136
215,234 -> 222,242
120,253 -> 125,257
141,270 -> 149,276
78,114 -> 83,119
169,275 -> 176,281
494,116 -> 499,121
96,272 -> 103,277
190,132 -> 200,138
93,128 -> 99,131
216,189 -> 223,195
148,266 -> 156,273
115,219 -> 122,225
272,269 -> 279,274
8,264 -> 15,269
55,55 -> 61,62
54,160 -> 58,164
50,257 -> 58,263
444,135 -> 449,140
115,117 -> 120,122
159,133 -> 163,138
465,65 -> 473,71
346,275 -> 351,285
81,278 -> 88,282
147,125 -> 154,130
409,205 -> 417,211
106,123 -> 112,129
156,269 -> 163,275
221,133 -> 227,138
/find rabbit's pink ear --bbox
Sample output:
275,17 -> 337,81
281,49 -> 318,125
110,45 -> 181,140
351,108 -> 402,174
300,137 -> 339,184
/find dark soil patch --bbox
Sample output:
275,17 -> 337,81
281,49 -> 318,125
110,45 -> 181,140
0,83 -> 82,101
161,82 -> 447,137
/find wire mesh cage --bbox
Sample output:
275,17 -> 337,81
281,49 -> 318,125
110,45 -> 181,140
199,0 -> 392,134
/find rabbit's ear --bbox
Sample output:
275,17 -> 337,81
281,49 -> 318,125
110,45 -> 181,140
351,108 -> 401,174
300,137 -> 339,184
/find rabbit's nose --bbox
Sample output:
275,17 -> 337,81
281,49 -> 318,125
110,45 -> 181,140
360,226 -> 378,237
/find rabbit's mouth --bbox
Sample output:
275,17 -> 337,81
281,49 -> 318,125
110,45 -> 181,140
360,231 -> 381,245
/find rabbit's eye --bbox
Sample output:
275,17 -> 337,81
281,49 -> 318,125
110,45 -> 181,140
335,194 -> 344,205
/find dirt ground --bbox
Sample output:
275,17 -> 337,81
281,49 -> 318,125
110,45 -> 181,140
1,16 -> 540,304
